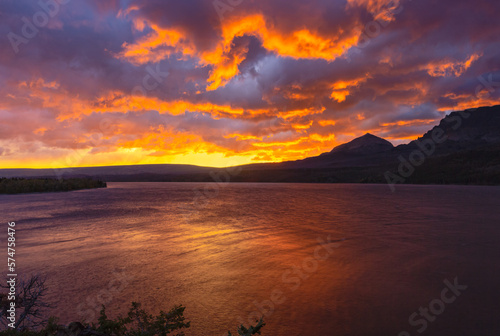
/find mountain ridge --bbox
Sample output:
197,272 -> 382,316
1,105 -> 499,185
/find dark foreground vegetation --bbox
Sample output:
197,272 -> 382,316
0,178 -> 106,194
0,304 -> 264,336
0,275 -> 264,336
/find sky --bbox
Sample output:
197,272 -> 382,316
0,0 -> 499,168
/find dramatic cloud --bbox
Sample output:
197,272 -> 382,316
0,0 -> 499,168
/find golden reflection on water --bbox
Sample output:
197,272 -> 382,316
2,183 -> 500,336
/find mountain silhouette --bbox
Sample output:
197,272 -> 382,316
329,133 -> 394,155
1,105 -> 499,185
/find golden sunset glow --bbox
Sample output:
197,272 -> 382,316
1,0 -> 499,169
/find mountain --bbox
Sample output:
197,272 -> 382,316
329,133 -> 394,155
285,104 -> 500,172
402,105 -> 500,155
275,132 -> 397,170
422,105 -> 500,143
1,105 -> 499,185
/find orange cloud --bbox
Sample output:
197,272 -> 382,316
203,42 -> 249,91
380,119 -> 436,127
13,81 -> 269,121
318,120 -> 337,126
92,92 -> 261,118
203,14 -> 361,90
116,21 -> 195,64
292,120 -> 314,130
424,53 -> 482,77
116,13 -> 361,90
224,133 -> 263,141
330,78 -> 367,102
439,91 -> 500,112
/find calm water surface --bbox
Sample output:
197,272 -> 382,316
1,183 -> 500,336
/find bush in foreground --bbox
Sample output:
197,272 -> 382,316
0,275 -> 265,336
0,303 -> 264,336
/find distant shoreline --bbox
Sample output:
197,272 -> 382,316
0,177 -> 107,195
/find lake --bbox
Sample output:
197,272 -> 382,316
1,183 -> 499,336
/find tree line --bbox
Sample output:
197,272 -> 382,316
0,178 -> 107,194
